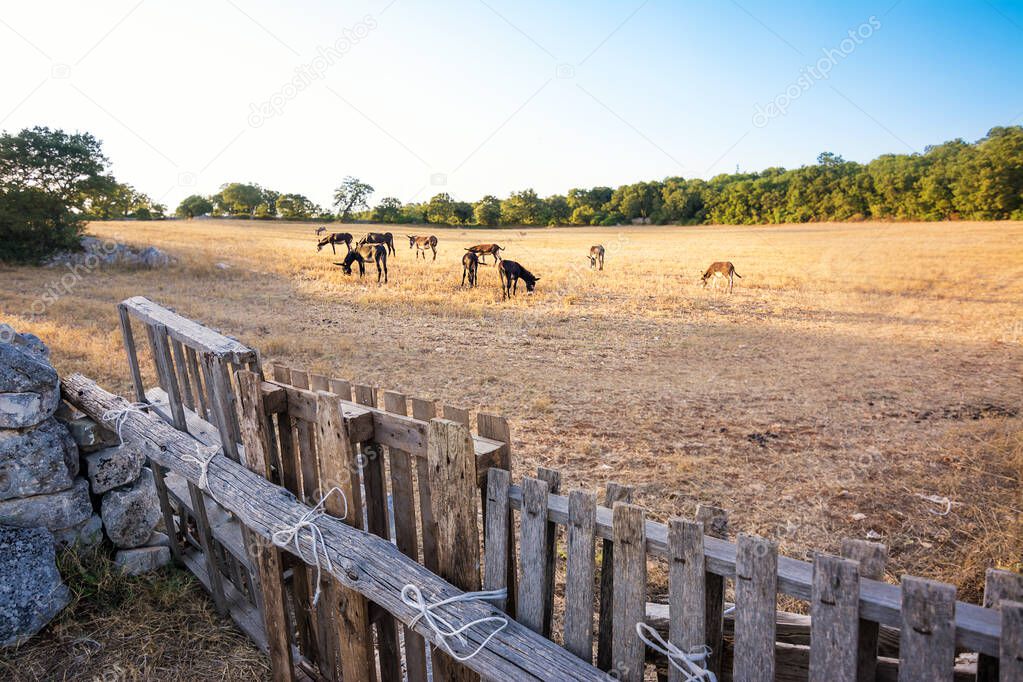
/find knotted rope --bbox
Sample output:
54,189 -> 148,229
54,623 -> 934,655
182,443 -> 221,499
401,585 -> 509,662
101,401 -> 163,444
635,622 -> 717,682
271,487 -> 349,606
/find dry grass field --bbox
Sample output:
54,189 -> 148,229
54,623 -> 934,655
2,218 -> 1021,606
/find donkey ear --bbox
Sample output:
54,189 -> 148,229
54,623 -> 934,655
534,275 -> 541,280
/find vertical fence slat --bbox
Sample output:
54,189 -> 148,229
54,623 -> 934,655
898,576 -> 956,682
427,418 -> 482,682
841,538 -> 887,682
734,534 -> 777,681
117,304 -> 146,403
1001,600 -> 1023,682
611,503 -> 646,682
328,378 -> 352,400
977,569 -> 1023,681
382,390 -> 428,682
411,398 -> 439,574
668,519 -> 705,682
695,504 -> 728,677
309,373 -> 328,391
170,339 -> 195,412
536,467 -> 561,639
185,346 -> 210,421
809,554 -> 860,682
518,476 -> 549,635
597,483 -> 634,671
476,413 -> 516,619
484,468 -> 511,612
353,385 -> 402,682
211,357 -> 243,459
315,390 -> 377,682
564,489 -> 596,663
238,370 -> 295,682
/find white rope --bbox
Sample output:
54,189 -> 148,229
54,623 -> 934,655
101,401 -> 162,444
271,487 -> 349,606
401,585 -> 508,662
915,493 -> 957,516
182,443 -> 221,499
636,622 -> 717,682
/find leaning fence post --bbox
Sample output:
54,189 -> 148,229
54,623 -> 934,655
898,576 -> 956,681
427,418 -> 482,682
841,538 -> 887,682
734,534 -> 778,681
237,370 -> 295,682
977,569 -> 1023,681
809,553 -> 860,682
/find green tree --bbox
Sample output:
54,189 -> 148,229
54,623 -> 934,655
277,193 -> 318,219
426,193 -> 454,224
333,176 -> 374,221
544,194 -> 571,225
473,195 -> 502,226
176,194 -> 214,219
372,197 -> 403,222
214,182 -> 264,217
501,188 -> 546,225
0,126 -> 109,262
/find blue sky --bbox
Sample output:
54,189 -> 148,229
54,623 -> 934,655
2,0 -> 1021,211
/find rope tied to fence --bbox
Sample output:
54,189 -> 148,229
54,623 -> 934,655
271,487 -> 349,606
182,443 -> 221,499
401,585 -> 509,662
635,622 -> 717,682
101,401 -> 165,444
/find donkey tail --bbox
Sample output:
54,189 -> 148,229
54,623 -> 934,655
733,270 -> 742,278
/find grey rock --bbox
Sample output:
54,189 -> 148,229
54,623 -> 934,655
52,513 -> 103,548
0,525 -> 70,648
0,418 -> 78,501
114,546 -> 170,575
145,530 -> 171,547
139,246 -> 170,268
0,343 -> 60,429
101,468 -> 161,548
0,478 -> 91,531
60,416 -> 118,452
84,445 -> 144,495
0,327 -> 49,361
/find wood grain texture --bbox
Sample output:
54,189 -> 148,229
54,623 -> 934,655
898,576 -> 955,682
1001,600 -> 1023,682
518,476 -> 550,635
536,467 -> 561,639
597,483 -> 634,671
841,538 -> 887,682
809,554 -> 859,682
611,503 -> 646,682
120,296 -> 256,362
411,397 -> 439,573
734,534 -> 778,682
977,569 -> 1023,682
476,413 -> 516,619
696,504 -> 728,677
483,468 -> 511,613
668,519 -> 704,682
564,489 -> 596,663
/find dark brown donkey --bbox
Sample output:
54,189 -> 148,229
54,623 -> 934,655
497,260 -> 539,299
360,232 -> 395,255
701,261 -> 742,292
317,232 -> 353,254
461,251 -> 479,287
588,244 -> 605,270
408,234 -> 439,260
336,243 -> 388,283
465,243 -> 503,263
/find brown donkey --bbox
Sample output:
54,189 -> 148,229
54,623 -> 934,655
465,243 -> 503,264
461,251 -> 479,287
588,244 -> 605,270
317,232 -> 353,254
701,261 -> 742,292
408,234 -> 439,260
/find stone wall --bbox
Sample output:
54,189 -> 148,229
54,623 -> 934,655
0,326 -> 168,647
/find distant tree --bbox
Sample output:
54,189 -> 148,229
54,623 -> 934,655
277,193 -> 318,219
176,194 -> 213,219
473,195 -> 502,226
215,182 -> 264,217
333,176 -> 374,221
0,126 -> 109,262
452,201 -> 474,225
501,188 -> 545,225
371,197 -> 402,222
426,192 -> 454,224
544,194 -> 571,225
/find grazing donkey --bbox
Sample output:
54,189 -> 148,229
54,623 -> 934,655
588,244 -> 605,270
317,232 -> 353,254
360,232 -> 395,255
701,261 -> 742,292
336,243 -> 388,283
461,251 -> 479,287
465,243 -> 503,263
498,260 -> 539,299
315,226 -> 327,236
408,234 -> 439,260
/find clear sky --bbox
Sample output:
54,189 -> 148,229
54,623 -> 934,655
2,1 -> 1022,211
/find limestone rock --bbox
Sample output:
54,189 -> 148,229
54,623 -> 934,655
0,327 -> 49,361
145,530 -> 171,547
101,468 -> 161,548
0,418 -> 78,501
52,513 -> 103,548
0,478 -> 91,531
0,342 -> 60,429
0,525 -> 70,648
84,445 -> 144,495
114,546 -> 171,575
61,416 -> 118,452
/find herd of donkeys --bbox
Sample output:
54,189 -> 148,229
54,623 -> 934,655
314,227 -> 742,296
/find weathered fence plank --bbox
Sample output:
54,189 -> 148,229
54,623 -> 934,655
696,504 -> 728,677
809,553 -> 859,682
611,503 -> 647,682
668,519 -> 705,682
536,467 -> 561,639
899,576 -> 956,682
476,413 -> 517,618
411,398 -> 440,574
1001,600 -> 1023,682
518,476 -> 550,635
484,468 -> 511,613
734,534 -> 778,681
977,569 -> 1023,681
564,490 -> 597,663
841,538 -> 888,682
597,483 -> 634,671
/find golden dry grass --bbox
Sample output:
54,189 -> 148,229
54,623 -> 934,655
1,218 -> 1021,662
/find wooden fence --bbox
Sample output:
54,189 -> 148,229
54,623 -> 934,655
102,297 -> 1021,681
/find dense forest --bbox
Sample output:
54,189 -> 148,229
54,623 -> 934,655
175,126 -> 1023,226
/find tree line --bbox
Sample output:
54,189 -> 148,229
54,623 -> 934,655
175,126 -> 1023,226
